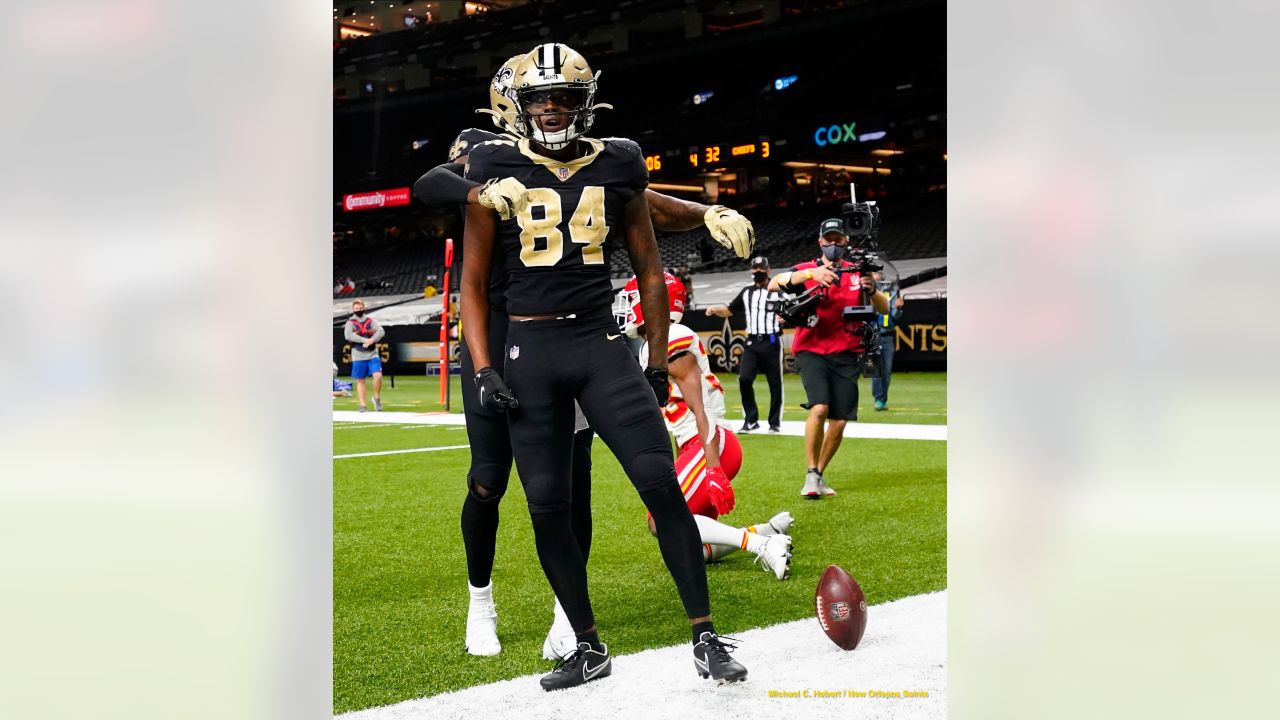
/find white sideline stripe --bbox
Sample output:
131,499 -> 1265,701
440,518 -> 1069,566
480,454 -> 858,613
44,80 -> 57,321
334,411 -> 947,441
337,590 -> 946,720
333,444 -> 470,459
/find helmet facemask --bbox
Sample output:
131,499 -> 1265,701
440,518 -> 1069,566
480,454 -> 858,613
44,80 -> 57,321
510,44 -> 611,150
516,83 -> 596,150
613,288 -> 643,338
615,273 -> 687,338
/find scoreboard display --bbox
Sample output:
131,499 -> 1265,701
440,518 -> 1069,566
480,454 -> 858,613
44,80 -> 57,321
645,137 -> 777,175
690,140 -> 771,168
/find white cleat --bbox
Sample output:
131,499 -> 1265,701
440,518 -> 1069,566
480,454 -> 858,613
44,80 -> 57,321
542,598 -> 577,660
465,583 -> 501,657
816,476 -> 837,497
755,534 -> 793,580
767,511 -> 795,535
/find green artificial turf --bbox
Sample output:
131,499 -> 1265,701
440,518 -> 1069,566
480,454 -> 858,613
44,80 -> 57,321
334,370 -> 946,426
333,374 -> 946,713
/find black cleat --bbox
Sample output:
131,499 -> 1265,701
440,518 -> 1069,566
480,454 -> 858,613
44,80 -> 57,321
539,641 -> 612,691
694,632 -> 748,683
739,421 -> 760,433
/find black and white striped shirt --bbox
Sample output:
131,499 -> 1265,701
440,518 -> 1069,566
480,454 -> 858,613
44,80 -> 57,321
729,285 -> 784,335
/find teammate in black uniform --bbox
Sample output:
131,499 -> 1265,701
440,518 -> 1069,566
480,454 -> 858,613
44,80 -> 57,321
414,53 -> 756,663
460,43 -> 748,691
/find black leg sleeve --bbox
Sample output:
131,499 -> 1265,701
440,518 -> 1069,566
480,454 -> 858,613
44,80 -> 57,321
457,311 -> 513,589
530,508 -> 595,633
570,428 -> 594,563
504,321 -> 594,631
573,330 -> 713,622
460,492 -> 500,588
638,481 -> 712,620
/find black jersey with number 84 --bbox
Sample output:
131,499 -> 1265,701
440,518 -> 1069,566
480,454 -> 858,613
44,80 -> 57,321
465,136 -> 649,316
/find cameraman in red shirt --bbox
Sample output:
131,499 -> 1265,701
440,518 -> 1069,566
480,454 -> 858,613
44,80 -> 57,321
769,218 -> 888,498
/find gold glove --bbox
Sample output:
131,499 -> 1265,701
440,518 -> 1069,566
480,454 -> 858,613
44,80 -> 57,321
703,205 -> 756,259
477,177 -> 530,220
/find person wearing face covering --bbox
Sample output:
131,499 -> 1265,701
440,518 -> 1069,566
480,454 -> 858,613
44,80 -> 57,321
768,219 -> 888,498
705,256 -> 786,434
344,298 -> 386,412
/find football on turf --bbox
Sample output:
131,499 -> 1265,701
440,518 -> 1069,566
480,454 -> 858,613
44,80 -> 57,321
815,564 -> 868,650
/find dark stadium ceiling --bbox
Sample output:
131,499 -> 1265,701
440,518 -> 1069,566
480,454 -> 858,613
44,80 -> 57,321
333,0 -> 526,33
332,0 -> 945,192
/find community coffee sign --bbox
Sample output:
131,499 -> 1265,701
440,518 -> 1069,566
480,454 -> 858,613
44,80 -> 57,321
342,187 -> 411,212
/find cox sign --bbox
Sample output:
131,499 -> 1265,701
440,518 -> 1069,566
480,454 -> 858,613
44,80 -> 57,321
813,122 -> 888,146
813,122 -> 858,147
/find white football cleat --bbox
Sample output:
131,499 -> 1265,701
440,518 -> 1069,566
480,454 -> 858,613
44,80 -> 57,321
755,533 -> 793,580
465,583 -> 501,656
542,597 -> 577,660
767,511 -> 795,535
816,476 -> 837,497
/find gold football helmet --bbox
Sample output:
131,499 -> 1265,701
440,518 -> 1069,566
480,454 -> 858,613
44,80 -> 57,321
476,54 -> 527,134
511,43 -> 613,149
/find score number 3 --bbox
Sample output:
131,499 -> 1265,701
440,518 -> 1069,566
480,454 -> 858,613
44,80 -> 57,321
516,186 -> 609,267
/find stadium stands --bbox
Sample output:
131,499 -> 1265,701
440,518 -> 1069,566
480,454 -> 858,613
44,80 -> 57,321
336,189 -> 945,299
337,0 -> 770,79
333,0 -> 945,300
876,191 -> 947,260
606,190 -> 946,278
334,189 -> 943,299
333,243 -> 447,298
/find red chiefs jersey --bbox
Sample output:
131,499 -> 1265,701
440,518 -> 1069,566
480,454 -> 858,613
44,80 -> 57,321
790,259 -> 867,355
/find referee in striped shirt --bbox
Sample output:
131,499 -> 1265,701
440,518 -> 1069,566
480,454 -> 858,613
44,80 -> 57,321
706,256 -> 786,433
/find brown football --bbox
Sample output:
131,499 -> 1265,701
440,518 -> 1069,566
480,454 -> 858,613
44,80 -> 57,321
815,564 -> 868,650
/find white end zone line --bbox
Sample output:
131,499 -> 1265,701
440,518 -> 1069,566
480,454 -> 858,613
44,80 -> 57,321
333,411 -> 947,442
334,444 -> 470,460
337,590 -> 947,720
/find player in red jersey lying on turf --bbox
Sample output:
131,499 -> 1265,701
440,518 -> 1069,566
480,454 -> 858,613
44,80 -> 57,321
615,272 -> 795,580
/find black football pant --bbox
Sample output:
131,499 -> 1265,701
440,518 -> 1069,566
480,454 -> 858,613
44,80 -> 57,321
739,333 -> 783,428
459,309 -> 593,588
503,311 -> 711,634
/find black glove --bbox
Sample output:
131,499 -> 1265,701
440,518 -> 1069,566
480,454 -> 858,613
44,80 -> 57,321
644,367 -> 670,406
474,367 -> 518,411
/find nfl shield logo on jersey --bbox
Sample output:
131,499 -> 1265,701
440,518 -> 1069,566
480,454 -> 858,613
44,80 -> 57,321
509,345 -> 520,360
557,167 -> 569,180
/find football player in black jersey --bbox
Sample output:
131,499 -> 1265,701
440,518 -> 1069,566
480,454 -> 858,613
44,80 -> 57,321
413,53 -> 756,664
413,56 -> 577,661
459,43 -> 748,691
